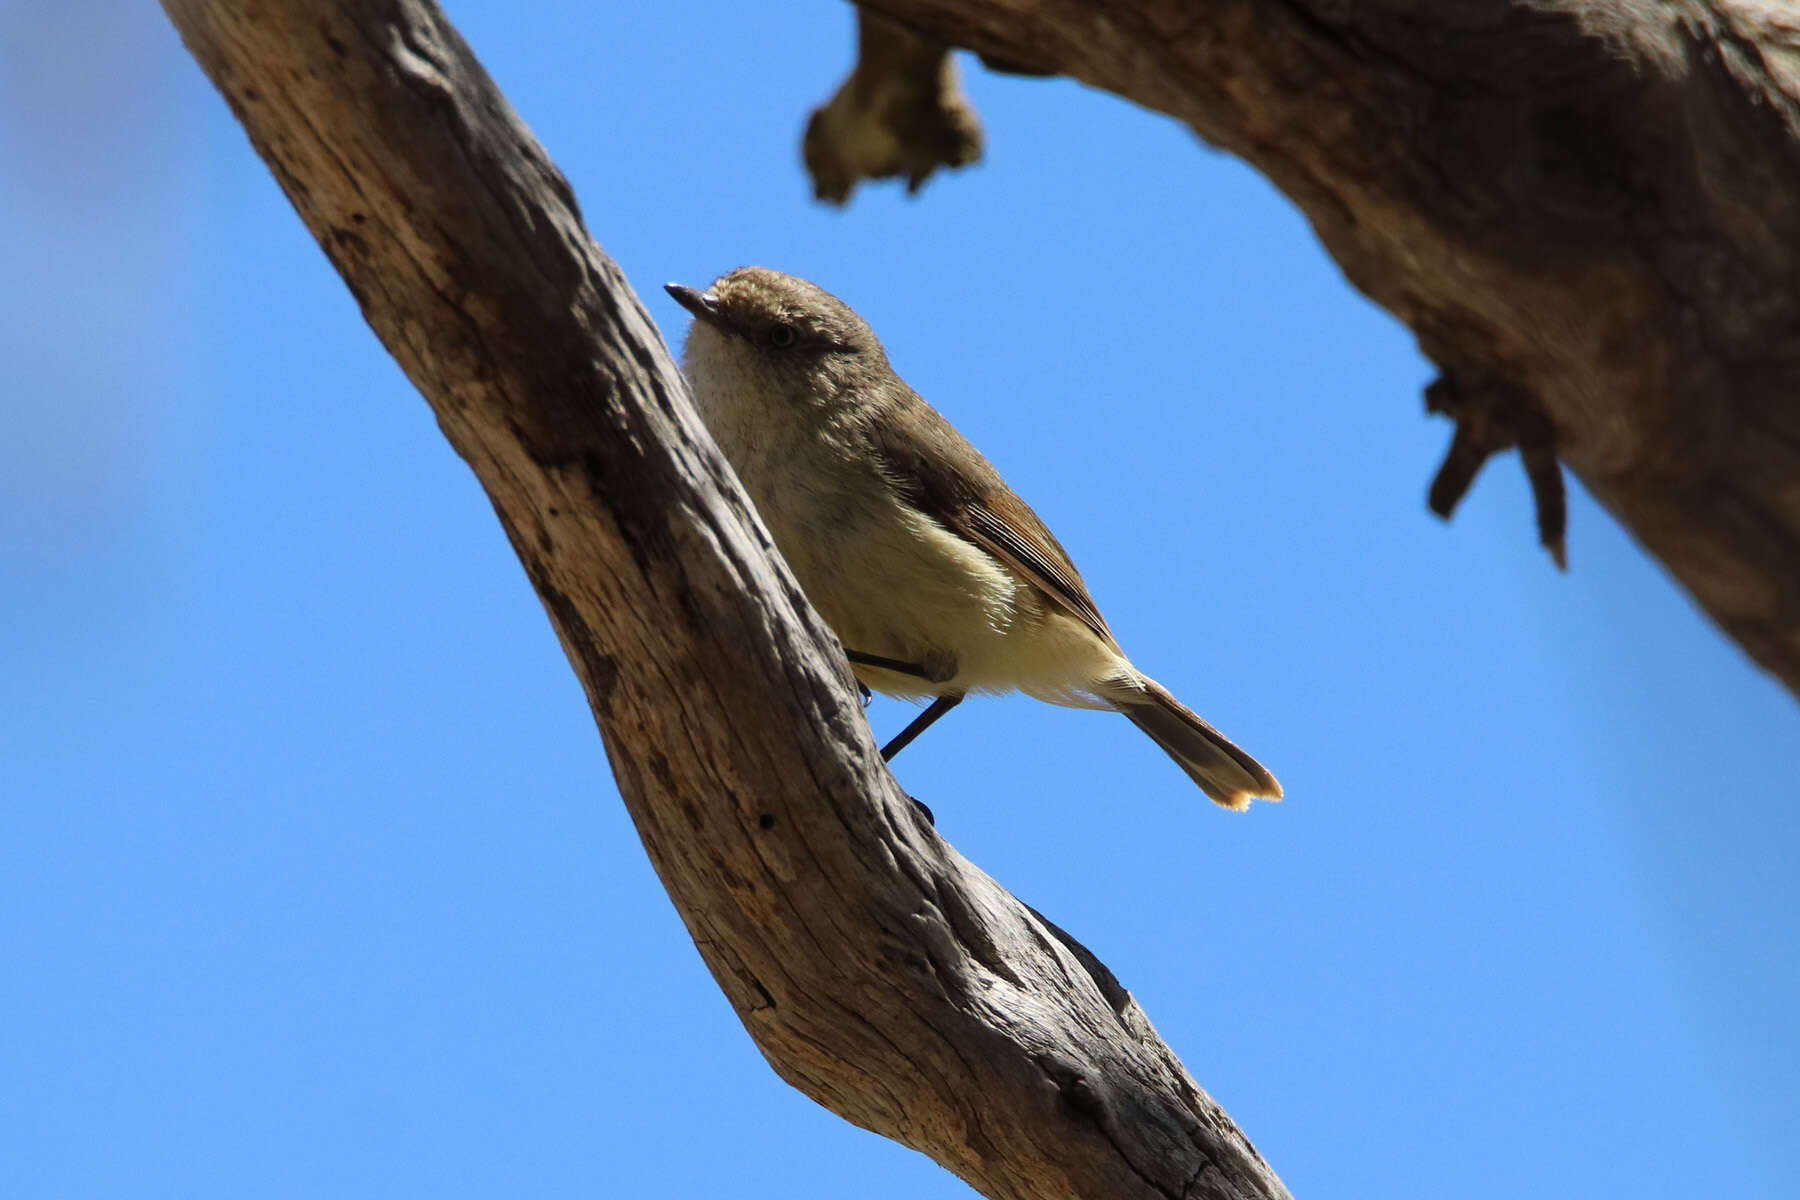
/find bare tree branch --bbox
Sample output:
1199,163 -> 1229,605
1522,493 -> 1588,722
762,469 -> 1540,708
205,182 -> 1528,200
805,8 -> 985,204
160,2 -> 1291,1196
843,0 -> 1800,699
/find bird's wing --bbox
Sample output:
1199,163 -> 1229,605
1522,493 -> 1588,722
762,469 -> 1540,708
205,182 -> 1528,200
960,497 -> 1114,644
869,392 -> 1116,646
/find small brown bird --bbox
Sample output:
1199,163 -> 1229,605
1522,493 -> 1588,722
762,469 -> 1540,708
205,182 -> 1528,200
666,268 -> 1280,809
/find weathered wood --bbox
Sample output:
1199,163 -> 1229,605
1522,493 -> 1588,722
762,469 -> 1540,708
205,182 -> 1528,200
853,0 -> 1800,698
804,8 -> 985,204
160,2 -> 1291,1196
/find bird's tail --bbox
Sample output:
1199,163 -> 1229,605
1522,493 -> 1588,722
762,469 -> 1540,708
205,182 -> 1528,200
1108,676 -> 1282,810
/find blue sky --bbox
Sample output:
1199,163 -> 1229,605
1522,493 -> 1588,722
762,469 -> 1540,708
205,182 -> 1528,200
5,3 -> 1796,1197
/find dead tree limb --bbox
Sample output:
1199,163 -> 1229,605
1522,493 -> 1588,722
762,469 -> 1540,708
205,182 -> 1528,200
160,2 -> 1291,1196
804,8 -> 985,204
837,0 -> 1800,697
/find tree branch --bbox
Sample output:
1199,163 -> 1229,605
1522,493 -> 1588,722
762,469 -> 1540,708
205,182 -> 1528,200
160,2 -> 1291,1196
849,0 -> 1800,699
804,8 -> 985,204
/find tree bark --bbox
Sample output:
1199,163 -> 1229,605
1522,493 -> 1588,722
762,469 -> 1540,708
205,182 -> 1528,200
160,2 -> 1291,1197
842,0 -> 1800,699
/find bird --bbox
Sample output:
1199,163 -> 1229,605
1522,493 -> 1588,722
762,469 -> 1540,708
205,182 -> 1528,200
665,267 -> 1280,809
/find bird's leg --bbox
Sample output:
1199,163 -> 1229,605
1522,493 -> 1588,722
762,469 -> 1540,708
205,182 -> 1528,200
844,649 -> 934,679
844,648 -> 915,708
880,693 -> 964,761
841,648 -> 963,762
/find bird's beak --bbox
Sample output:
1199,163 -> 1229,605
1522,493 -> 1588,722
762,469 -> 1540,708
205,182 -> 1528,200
664,283 -> 726,329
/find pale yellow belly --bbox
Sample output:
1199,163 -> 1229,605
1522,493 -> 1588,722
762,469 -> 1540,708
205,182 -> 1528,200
770,490 -> 1127,708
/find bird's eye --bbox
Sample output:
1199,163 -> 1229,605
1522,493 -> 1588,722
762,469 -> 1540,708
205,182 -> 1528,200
768,323 -> 798,349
